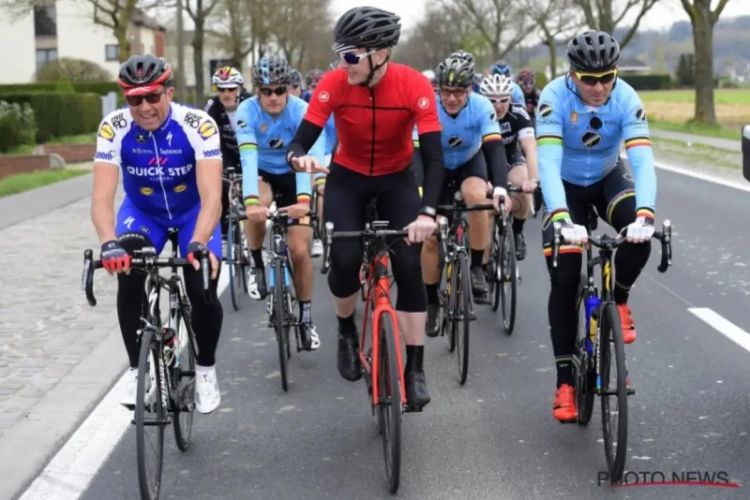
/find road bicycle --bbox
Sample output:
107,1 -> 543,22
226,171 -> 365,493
549,209 -> 673,484
321,204 -> 443,494
223,165 -> 251,311
81,229 -> 212,500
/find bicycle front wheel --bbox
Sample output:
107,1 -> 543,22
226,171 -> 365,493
491,219 -> 502,313
599,302 -> 629,484
172,308 -> 196,452
135,328 -> 165,500
227,220 -> 242,311
455,251 -> 471,385
377,312 -> 402,494
273,259 -> 290,392
500,222 -> 518,335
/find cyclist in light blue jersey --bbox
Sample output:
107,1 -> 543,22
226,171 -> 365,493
490,60 -> 524,105
92,55 -> 224,413
288,68 -> 304,98
308,114 -> 336,257
413,53 -> 511,335
236,55 -> 326,351
536,30 -> 657,423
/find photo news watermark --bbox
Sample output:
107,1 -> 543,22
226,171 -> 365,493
597,470 -> 740,488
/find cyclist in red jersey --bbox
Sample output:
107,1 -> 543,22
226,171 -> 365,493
286,6 -> 445,409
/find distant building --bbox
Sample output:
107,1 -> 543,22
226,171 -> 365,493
618,58 -> 651,75
0,0 -> 165,84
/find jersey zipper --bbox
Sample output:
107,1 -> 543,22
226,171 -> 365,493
150,132 -> 173,220
369,86 -> 376,175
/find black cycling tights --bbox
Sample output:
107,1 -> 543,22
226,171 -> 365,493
117,233 -> 224,368
541,164 -> 651,360
220,178 -> 231,238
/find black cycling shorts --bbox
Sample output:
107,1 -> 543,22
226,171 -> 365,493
260,171 -> 310,227
439,152 -> 487,205
507,150 -> 526,170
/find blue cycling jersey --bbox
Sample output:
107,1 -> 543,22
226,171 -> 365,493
324,115 -> 336,156
301,90 -> 312,103
434,93 -> 502,170
536,76 -> 656,216
94,102 -> 222,221
511,82 -> 524,105
235,94 -> 325,203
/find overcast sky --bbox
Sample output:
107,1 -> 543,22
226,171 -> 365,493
330,0 -> 750,37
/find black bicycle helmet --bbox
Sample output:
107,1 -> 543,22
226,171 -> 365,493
117,54 -> 172,94
435,55 -> 475,88
289,69 -> 302,86
253,56 -> 291,85
567,30 -> 620,72
332,6 -> 401,51
450,50 -> 475,64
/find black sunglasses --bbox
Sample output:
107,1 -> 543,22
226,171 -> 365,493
258,86 -> 288,97
125,89 -> 165,106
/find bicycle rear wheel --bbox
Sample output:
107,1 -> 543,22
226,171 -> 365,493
227,220 -> 242,311
455,251 -> 471,385
135,328 -> 165,500
490,219 -> 502,312
445,260 -> 457,353
272,259 -> 290,392
599,302 -> 628,484
172,307 -> 196,452
500,221 -> 518,334
377,312 -> 402,494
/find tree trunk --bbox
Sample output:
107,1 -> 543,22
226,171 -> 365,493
546,35 -> 557,79
192,18 -> 205,102
691,5 -> 717,125
116,27 -> 131,62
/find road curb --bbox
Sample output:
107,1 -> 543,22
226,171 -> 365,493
0,311 -> 126,500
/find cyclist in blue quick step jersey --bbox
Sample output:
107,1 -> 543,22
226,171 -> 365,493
536,30 -> 657,423
92,54 -> 224,414
490,60 -> 524,105
412,52 -> 511,335
236,55 -> 326,352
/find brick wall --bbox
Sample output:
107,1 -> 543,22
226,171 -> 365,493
0,156 -> 49,179
42,144 -> 95,163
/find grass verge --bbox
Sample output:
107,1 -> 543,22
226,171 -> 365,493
649,136 -> 741,173
649,119 -> 741,141
0,168 -> 90,197
7,133 -> 98,155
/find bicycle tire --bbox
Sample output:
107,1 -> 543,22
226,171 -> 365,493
455,251 -> 471,385
135,327 -> 164,500
377,312 -> 402,494
490,219 -> 502,312
172,308 -> 196,452
599,302 -> 628,484
575,280 -> 595,426
227,220 -> 241,311
273,259 -> 290,392
238,223 -> 249,294
446,260 -> 457,353
500,222 -> 518,335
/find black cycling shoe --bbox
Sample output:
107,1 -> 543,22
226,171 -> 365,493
426,303 -> 441,337
299,323 -> 321,352
515,232 -> 527,261
405,370 -> 431,409
337,333 -> 361,382
470,266 -> 489,296
249,267 -> 267,300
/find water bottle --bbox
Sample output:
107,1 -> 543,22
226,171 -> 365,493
283,265 -> 291,288
584,295 -> 601,354
268,265 -> 275,292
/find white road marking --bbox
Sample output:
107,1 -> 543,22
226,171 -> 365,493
688,307 -> 750,354
19,269 -> 230,500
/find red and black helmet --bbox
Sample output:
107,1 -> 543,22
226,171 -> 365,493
117,54 -> 173,96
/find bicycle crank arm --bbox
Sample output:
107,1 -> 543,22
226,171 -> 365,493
597,387 -> 636,396
130,415 -> 173,426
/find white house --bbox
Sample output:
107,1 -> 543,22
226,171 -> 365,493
0,0 -> 165,84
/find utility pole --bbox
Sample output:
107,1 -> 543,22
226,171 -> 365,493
176,0 -> 186,102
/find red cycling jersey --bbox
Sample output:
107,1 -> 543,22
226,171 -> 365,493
303,63 -> 441,176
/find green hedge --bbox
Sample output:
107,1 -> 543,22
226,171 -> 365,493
619,74 -> 673,90
0,100 -> 37,152
0,81 -> 119,96
0,92 -> 100,142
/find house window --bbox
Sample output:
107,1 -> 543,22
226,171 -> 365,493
33,6 -> 57,37
36,48 -> 57,70
105,44 -> 119,62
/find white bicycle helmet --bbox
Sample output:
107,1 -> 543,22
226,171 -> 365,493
422,69 -> 435,82
480,74 -> 513,96
212,66 -> 245,88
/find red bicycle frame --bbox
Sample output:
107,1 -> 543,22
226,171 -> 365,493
359,252 -> 407,407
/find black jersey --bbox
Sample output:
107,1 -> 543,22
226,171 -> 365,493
204,90 -> 252,168
498,104 -> 534,158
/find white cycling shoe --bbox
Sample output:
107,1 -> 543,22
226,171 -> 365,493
195,365 -> 221,414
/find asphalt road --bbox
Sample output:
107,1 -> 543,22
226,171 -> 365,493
32,166 -> 750,500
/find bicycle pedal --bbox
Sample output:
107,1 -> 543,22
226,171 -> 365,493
627,386 -> 636,396
558,418 -> 578,425
404,405 -> 424,413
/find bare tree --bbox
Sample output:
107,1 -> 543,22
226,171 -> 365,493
186,0 -> 221,100
207,0 -> 255,70
528,0 -> 584,78
445,0 -> 537,61
271,0 -> 331,69
394,3 -> 472,69
679,0 -> 732,125
573,0 -> 662,48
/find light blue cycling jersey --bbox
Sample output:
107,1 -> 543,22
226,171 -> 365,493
536,75 -> 656,215
235,94 -> 325,203
94,102 -> 221,221
511,82 -> 524,105
324,115 -> 336,156
426,93 -> 502,169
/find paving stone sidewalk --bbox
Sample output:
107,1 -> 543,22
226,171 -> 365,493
0,189 -> 124,439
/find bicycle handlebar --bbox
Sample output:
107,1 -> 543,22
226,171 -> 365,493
81,247 -> 213,307
550,219 -> 673,273
233,207 -> 317,223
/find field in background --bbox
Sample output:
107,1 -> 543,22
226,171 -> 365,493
639,89 -> 750,128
